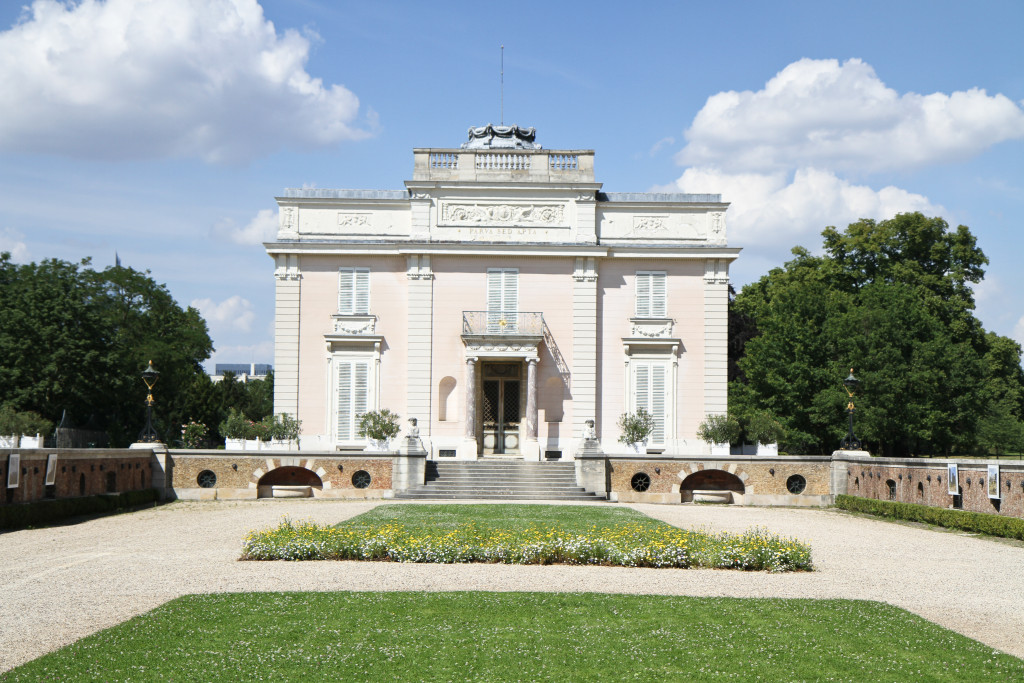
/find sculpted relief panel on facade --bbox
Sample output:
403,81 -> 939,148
599,210 -> 725,242
439,202 -> 568,228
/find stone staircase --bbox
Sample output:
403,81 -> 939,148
394,460 -> 605,501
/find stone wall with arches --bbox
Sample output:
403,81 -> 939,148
168,451 -> 405,500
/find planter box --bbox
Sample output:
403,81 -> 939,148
363,439 -> 393,452
262,440 -> 293,451
756,442 -> 779,456
225,438 -> 245,450
710,443 -> 730,456
19,435 -> 41,448
0,435 -> 17,448
244,439 -> 261,451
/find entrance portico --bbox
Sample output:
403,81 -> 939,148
459,312 -> 542,460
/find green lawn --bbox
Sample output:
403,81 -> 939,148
336,502 -> 652,533
242,504 -> 813,571
4,592 -> 1020,681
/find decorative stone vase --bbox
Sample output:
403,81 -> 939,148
19,434 -> 41,448
225,438 -> 245,450
0,435 -> 17,448
756,442 -> 779,456
710,443 -> 731,456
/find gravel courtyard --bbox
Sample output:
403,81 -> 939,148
1,499 -> 1022,672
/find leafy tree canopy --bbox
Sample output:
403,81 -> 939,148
731,213 -> 1023,457
0,253 -> 216,445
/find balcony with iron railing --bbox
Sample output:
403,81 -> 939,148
462,311 -> 545,336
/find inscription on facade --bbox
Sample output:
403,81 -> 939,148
440,202 -> 566,227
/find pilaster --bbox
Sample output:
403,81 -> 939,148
406,255 -> 434,443
572,257 -> 599,454
703,258 -> 729,415
273,254 -> 301,418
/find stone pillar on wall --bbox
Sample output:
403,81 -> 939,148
703,258 -> 729,416
571,256 -> 599,458
273,254 -> 302,420
406,254 -> 434,453
457,357 -> 479,459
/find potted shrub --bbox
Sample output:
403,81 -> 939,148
617,408 -> 655,453
697,413 -> 740,455
262,413 -> 301,450
748,411 -> 784,456
0,407 -> 52,448
219,408 -> 256,450
358,409 -> 401,451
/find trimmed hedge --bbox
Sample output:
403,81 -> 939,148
0,489 -> 159,531
835,494 -> 1024,540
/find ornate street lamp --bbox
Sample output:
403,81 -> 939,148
139,360 -> 161,443
841,368 -> 862,450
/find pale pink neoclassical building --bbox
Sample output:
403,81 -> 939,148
265,126 -> 737,459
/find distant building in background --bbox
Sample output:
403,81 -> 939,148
210,363 -> 273,383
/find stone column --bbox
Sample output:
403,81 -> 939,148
464,357 -> 477,439
523,357 -> 540,461
526,358 -> 538,440
458,357 -> 478,459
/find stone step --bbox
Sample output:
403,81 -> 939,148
394,492 -> 602,500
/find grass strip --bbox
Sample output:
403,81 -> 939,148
835,494 -> 1024,540
241,503 -> 813,571
4,592 -> 1021,681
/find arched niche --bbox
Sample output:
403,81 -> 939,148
438,376 -> 457,421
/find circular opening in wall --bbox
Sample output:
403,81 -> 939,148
630,472 -> 651,493
352,470 -> 372,489
197,470 -> 217,488
786,474 -> 806,495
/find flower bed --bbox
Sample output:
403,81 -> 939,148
241,518 -> 813,572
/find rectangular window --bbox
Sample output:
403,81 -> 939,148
336,359 -> 370,441
338,268 -> 370,314
486,268 -> 518,332
635,271 -> 666,317
633,361 -> 668,445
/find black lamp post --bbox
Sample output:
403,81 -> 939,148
139,360 -> 160,443
841,368 -> 862,450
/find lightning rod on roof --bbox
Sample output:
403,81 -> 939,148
500,44 -> 504,126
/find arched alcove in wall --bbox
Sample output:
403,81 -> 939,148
438,376 -> 457,421
257,467 -> 323,488
680,469 -> 745,494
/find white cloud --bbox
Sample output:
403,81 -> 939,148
677,58 -> 1024,173
212,208 -> 278,245
0,228 -> 30,261
0,0 -> 370,163
671,166 -> 942,247
191,295 -> 256,333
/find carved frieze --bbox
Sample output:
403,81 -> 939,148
629,317 -> 675,338
338,213 -> 371,227
331,314 -> 376,335
439,202 -> 566,227
630,215 -> 668,236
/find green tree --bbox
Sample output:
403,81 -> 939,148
731,213 -> 1022,457
0,253 -> 214,446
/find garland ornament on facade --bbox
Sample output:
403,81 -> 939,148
139,360 -> 160,443
841,368 -> 862,450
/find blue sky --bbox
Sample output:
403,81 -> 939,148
1,0 -> 1022,369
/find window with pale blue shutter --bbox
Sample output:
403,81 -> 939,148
636,271 -> 666,317
338,268 -> 370,314
633,361 -> 668,445
336,359 -> 371,441
486,268 -> 518,332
